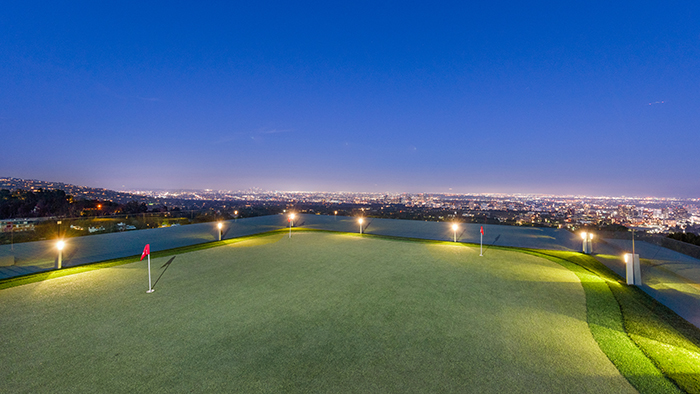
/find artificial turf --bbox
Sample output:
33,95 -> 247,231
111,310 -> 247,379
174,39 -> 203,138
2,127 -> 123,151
525,250 -> 683,394
0,231 -> 634,393
537,250 -> 700,394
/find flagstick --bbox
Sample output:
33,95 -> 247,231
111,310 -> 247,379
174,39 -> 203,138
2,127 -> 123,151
480,232 -> 483,256
147,254 -> 154,293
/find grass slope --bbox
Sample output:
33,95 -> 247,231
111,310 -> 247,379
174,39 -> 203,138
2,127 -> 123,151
534,250 -> 700,394
525,250 -> 682,394
0,232 -> 633,393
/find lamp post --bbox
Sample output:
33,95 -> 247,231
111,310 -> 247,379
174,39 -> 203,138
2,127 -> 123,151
359,218 -> 364,234
452,224 -> 458,242
580,231 -> 594,254
289,213 -> 295,238
624,252 -> 642,285
217,222 -> 223,241
56,240 -> 65,269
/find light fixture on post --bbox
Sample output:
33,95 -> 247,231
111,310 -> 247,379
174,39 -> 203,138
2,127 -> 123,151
217,222 -> 223,241
452,224 -> 458,242
289,213 -> 295,238
359,218 -> 364,234
580,232 -> 594,254
56,240 -> 65,269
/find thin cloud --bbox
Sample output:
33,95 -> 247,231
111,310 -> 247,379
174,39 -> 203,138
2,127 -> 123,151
257,128 -> 294,134
215,128 -> 295,144
94,82 -> 160,102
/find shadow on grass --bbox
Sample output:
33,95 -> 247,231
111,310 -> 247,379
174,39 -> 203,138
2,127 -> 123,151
152,256 -> 176,290
481,234 -> 501,255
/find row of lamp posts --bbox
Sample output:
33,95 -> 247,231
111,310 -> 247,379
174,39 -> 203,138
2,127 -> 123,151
49,216 -> 643,286
580,230 -> 641,285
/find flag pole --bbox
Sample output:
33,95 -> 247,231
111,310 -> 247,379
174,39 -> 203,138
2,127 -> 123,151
147,253 -> 154,293
480,226 -> 483,256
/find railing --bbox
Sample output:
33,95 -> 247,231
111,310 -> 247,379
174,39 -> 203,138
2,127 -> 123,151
2,214 -> 699,329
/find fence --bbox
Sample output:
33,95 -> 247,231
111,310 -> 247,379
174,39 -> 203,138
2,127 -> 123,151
592,231 -> 700,329
1,214 -> 699,329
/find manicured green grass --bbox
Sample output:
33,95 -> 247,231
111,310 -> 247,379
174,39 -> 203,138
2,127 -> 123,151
0,232 -> 634,393
525,250 -> 682,394
0,229 -> 291,291
533,250 -> 700,394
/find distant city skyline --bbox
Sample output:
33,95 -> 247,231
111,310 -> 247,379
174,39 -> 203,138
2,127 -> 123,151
2,2 -> 699,197
3,176 -> 699,237
4,176 -> 699,202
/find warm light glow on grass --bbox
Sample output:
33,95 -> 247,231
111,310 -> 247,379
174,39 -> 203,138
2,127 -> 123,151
2,231 -> 697,393
0,232 -> 640,393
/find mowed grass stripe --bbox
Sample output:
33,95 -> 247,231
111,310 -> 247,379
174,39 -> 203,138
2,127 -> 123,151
0,232 -> 633,393
525,250 -> 683,394
539,250 -> 700,394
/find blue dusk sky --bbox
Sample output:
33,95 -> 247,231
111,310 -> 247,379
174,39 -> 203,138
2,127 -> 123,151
1,2 -> 699,197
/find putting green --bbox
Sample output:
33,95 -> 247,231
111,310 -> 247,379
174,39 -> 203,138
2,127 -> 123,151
0,232 -> 635,393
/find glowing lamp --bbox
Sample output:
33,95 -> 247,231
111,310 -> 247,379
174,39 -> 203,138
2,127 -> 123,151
581,232 -> 594,254
288,214 -> 295,238
56,240 -> 65,269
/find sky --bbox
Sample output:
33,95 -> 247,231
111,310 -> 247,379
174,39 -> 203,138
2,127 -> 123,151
1,2 -> 699,197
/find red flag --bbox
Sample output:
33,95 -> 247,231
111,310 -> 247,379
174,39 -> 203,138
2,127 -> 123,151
480,226 -> 484,235
140,244 -> 150,261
